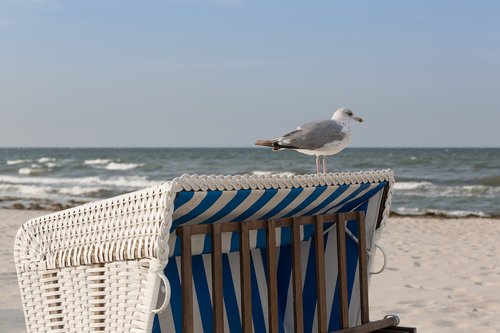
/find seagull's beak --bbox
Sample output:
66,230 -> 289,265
353,116 -> 363,123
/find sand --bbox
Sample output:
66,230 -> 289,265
369,217 -> 500,332
1,209 -> 499,332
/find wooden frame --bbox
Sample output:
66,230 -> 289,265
177,212 -> 416,333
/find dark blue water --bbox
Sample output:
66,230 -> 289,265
0,148 -> 498,217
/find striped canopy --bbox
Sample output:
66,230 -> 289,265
153,171 -> 393,333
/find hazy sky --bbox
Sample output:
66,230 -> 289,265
1,0 -> 499,147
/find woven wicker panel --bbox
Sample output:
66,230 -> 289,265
17,260 -> 158,333
14,183 -> 171,273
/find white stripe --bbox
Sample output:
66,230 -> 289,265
245,188 -> 292,221
185,190 -> 239,225
220,189 -> 267,223
348,265 -> 361,327
292,186 -> 338,217
274,187 -> 316,218
317,184 -> 362,215
325,183 -> 377,215
171,191 -> 208,221
324,228 -> 339,328
228,251 -> 242,319
252,249 -> 269,333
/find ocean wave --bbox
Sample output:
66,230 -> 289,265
0,174 -> 158,188
84,159 -> 111,165
6,159 -> 32,165
0,184 -> 58,199
38,157 -> 56,163
105,162 -> 144,170
252,170 -> 296,177
395,181 -> 500,199
393,181 -> 433,190
18,165 -> 49,175
393,207 -> 490,218
58,186 -> 108,196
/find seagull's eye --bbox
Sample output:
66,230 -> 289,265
345,110 -> 353,116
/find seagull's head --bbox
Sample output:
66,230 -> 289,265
332,108 -> 364,124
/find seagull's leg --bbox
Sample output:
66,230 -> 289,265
323,156 -> 327,174
316,156 -> 320,174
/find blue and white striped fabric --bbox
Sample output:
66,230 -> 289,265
154,180 -> 388,333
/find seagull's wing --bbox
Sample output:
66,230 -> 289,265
278,120 -> 346,150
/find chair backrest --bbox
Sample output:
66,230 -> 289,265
176,212 -> 370,333
154,171 -> 394,333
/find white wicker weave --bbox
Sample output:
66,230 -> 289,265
14,170 -> 394,333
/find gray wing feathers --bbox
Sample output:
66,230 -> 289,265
279,120 -> 345,150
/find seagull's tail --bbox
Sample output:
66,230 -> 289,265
255,139 -> 282,151
255,139 -> 275,147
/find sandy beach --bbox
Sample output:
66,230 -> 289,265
1,209 -> 499,333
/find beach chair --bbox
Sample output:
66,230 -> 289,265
14,170 -> 416,333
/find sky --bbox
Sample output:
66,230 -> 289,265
1,0 -> 499,148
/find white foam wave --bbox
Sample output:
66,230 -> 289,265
394,181 -> 432,190
84,159 -> 111,165
6,159 -> 32,165
395,182 -> 500,199
0,174 -> 157,188
105,162 -> 144,170
394,207 -> 489,218
18,165 -> 47,175
0,184 -> 57,198
38,157 -> 56,163
58,186 -> 106,196
252,170 -> 296,177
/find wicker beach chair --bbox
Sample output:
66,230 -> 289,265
14,170 -> 416,333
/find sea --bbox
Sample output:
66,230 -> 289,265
0,147 -> 499,218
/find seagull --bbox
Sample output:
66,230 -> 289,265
255,108 -> 363,174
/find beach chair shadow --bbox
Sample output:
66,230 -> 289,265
14,171 -> 416,332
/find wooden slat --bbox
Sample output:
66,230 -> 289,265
291,218 -> 304,333
334,316 -> 399,333
240,222 -> 252,333
211,223 -> 224,333
336,214 -> 349,328
179,227 -> 194,333
267,220 -> 279,333
356,211 -> 370,324
314,216 -> 327,333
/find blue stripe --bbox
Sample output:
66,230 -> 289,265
332,183 -> 371,210
260,248 -> 285,333
250,252 -> 267,332
230,231 -> 240,252
200,190 -> 252,224
192,256 -> 213,332
172,191 -> 223,229
256,229 -> 267,249
222,254 -> 242,333
233,188 -> 278,221
259,188 -> 303,220
283,185 -> 328,218
303,237 -> 317,333
152,314 -> 161,333
173,191 -> 195,211
172,238 -> 181,257
302,185 -> 349,216
338,183 -> 386,213
276,243 -> 292,332
328,208 -> 366,331
164,259 -> 182,333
